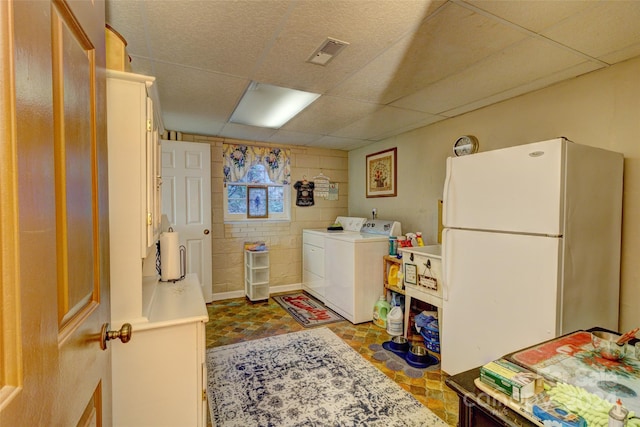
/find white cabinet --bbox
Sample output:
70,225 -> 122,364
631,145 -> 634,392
244,250 -> 269,301
111,274 -> 208,427
107,70 -> 162,323
107,70 -> 208,427
302,231 -> 325,302
399,246 -> 443,341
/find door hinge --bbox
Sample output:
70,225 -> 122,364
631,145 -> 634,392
147,212 -> 152,225
202,389 -> 207,401
146,119 -> 152,131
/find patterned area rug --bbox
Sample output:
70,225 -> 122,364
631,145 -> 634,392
207,328 -> 448,427
272,292 -> 344,327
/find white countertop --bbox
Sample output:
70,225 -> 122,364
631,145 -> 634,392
135,273 -> 209,331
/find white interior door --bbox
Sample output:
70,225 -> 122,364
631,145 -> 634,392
161,140 -> 213,302
1,0 -> 112,424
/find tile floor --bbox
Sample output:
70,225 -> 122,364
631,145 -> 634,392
205,294 -> 459,426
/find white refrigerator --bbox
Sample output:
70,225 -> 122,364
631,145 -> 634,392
441,137 -> 624,376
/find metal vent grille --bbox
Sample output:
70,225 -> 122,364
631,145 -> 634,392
307,37 -> 349,66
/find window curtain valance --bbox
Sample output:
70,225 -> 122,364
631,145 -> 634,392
223,143 -> 291,185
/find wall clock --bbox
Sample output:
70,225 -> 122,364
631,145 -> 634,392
453,135 -> 479,156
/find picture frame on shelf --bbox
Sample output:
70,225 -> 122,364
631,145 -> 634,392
404,263 -> 417,285
247,186 -> 268,218
366,147 -> 397,198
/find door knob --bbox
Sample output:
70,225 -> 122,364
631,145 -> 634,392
100,322 -> 132,350
203,229 -> 210,235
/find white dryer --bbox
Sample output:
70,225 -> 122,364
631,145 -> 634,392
302,217 -> 401,324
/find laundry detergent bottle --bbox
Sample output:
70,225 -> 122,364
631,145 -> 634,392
373,296 -> 391,328
386,306 -> 404,336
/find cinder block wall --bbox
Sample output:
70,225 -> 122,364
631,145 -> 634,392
179,133 -> 349,297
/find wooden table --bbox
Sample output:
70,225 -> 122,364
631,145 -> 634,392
445,366 -> 538,427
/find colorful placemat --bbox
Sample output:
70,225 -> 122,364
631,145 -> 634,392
511,330 -> 640,414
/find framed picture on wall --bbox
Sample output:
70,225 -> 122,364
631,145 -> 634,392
247,186 -> 268,218
366,147 -> 397,198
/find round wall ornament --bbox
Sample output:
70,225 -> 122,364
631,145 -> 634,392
453,135 -> 479,156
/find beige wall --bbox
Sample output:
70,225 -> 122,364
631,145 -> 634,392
175,135 -> 348,297
349,56 -> 640,332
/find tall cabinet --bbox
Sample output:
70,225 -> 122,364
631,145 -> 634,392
106,70 -> 209,427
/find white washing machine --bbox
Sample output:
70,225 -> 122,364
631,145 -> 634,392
302,217 -> 401,324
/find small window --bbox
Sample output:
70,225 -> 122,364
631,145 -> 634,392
224,164 -> 290,221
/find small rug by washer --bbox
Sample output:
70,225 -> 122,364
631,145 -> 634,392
272,292 -> 344,327
207,328 -> 448,427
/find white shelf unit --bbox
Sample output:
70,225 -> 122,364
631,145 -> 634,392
244,250 -> 270,301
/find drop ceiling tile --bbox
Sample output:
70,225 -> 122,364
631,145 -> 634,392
598,43 -> 640,65
126,56 -> 155,77
442,61 -> 603,117
392,36 -> 595,114
463,0 -> 600,33
252,0 -> 443,93
283,95 -> 381,134
331,2 -> 529,104
371,114 -> 448,141
138,0 -> 292,77
541,1 -> 640,61
266,129 -> 322,146
313,135 -> 371,150
150,62 -> 248,124
331,106 -> 438,140
105,1 -> 149,56
105,0 -> 640,151
163,114 -> 225,137
218,122 -> 279,142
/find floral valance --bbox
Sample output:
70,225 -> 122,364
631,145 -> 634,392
223,144 -> 291,185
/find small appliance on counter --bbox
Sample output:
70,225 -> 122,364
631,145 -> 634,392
302,216 -> 401,323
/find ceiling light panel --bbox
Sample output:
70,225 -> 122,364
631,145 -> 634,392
229,82 -> 321,129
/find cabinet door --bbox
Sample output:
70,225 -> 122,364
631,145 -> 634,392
112,322 -> 206,426
144,95 -> 155,249
151,127 -> 162,243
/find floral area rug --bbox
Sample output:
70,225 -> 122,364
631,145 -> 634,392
206,328 -> 447,427
272,292 -> 344,327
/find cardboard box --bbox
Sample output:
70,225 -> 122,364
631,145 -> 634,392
480,359 -> 538,402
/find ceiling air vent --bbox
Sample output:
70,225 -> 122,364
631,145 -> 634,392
307,37 -> 349,66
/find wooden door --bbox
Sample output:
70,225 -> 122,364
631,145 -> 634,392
161,140 -> 213,302
0,0 -> 112,425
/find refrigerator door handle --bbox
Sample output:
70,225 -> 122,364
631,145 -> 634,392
442,157 -> 452,228
442,228 -> 450,301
